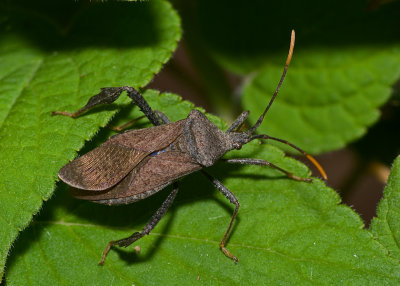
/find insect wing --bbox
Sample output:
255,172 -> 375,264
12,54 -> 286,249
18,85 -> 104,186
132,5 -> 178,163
71,150 -> 202,204
108,120 -> 185,151
125,150 -> 202,196
59,120 -> 186,191
59,143 -> 148,191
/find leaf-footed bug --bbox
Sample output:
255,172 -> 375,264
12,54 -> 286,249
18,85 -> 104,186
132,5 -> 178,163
52,30 -> 327,265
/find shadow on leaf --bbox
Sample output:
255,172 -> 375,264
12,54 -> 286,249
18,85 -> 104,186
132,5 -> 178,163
2,0 -> 162,51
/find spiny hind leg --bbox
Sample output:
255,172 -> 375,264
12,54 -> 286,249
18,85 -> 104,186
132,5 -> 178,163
52,87 -> 162,126
99,183 -> 179,265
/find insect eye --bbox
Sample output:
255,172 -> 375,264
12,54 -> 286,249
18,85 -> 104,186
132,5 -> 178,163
233,143 -> 242,150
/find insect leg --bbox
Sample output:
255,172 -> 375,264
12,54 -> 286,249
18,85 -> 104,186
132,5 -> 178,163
110,107 -> 170,131
109,115 -> 147,132
201,171 -> 239,263
155,110 -> 171,124
99,183 -> 179,265
52,87 -> 162,126
123,87 -> 162,126
226,111 -> 249,133
222,158 -> 312,182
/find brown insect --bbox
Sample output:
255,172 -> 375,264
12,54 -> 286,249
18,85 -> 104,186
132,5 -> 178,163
52,30 -> 327,265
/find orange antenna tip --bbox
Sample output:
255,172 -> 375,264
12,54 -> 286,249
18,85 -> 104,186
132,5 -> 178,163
248,30 -> 296,134
305,154 -> 328,180
286,30 -> 295,66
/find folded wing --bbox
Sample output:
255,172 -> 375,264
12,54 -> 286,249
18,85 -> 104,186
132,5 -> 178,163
59,120 -> 186,191
71,150 -> 202,204
59,144 -> 148,191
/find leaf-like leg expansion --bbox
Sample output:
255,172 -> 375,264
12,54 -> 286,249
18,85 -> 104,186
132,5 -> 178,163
52,86 -> 162,126
201,171 -> 239,263
222,158 -> 312,182
52,87 -> 126,118
99,183 -> 179,265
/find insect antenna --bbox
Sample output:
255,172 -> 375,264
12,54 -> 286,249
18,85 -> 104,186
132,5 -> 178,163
248,29 -> 295,134
251,134 -> 328,180
245,30 -> 327,179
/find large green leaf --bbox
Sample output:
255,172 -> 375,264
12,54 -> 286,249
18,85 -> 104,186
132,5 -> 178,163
0,0 -> 181,278
193,0 -> 400,154
196,0 -> 400,74
370,156 -> 400,261
242,46 -> 400,154
5,107 -> 400,283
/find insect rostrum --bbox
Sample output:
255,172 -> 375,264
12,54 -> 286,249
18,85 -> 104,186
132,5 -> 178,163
52,30 -> 327,265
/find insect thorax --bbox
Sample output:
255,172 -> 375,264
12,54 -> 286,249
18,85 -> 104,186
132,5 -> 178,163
185,110 -> 235,167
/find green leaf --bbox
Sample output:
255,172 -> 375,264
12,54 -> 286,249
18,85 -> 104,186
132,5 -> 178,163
242,46 -> 400,154
196,0 -> 400,74
193,0 -> 400,154
370,155 -> 400,261
0,0 -> 181,278
6,128 -> 400,284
